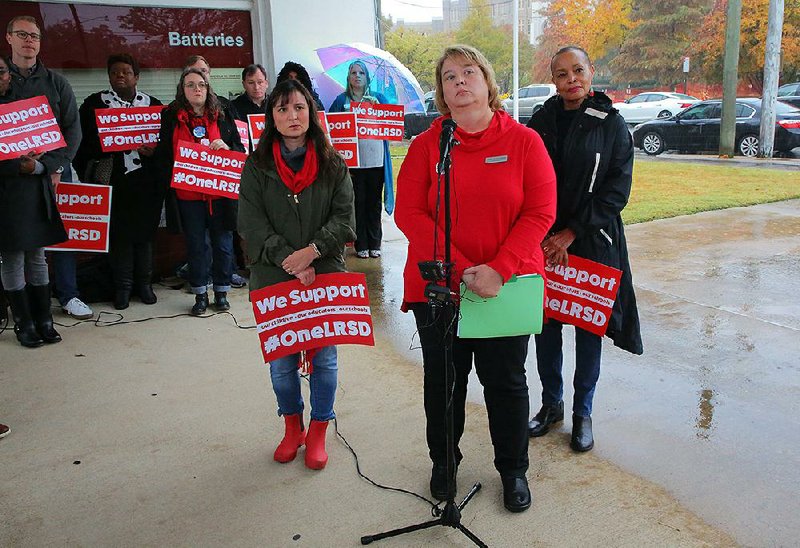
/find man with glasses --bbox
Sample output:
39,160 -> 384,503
5,16 -> 92,319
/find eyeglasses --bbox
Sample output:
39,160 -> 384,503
11,30 -> 42,42
0,69 -> 9,75
184,82 -> 208,90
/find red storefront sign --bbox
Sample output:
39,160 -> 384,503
1,2 -> 253,69
351,102 -> 405,141
170,141 -> 247,199
235,120 -> 251,154
0,96 -> 65,161
251,272 -> 375,363
47,183 -> 112,253
318,112 -> 359,168
544,255 -> 622,337
95,106 -> 165,152
247,114 -> 266,144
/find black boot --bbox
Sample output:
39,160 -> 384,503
501,475 -> 532,513
430,462 -> 457,501
114,288 -> 131,310
213,291 -> 230,311
7,289 -> 44,348
191,292 -> 209,316
134,242 -> 156,305
27,284 -> 62,344
528,401 -> 564,437
110,243 -> 134,310
0,288 -> 8,327
136,284 -> 157,305
570,414 -> 594,452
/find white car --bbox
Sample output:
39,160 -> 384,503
502,84 -> 557,120
613,92 -> 699,124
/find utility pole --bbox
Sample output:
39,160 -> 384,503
759,0 -> 784,158
719,0 -> 742,158
512,0 -> 519,121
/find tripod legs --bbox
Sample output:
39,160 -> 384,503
360,482 -> 486,547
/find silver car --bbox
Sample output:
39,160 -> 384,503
502,84 -> 557,121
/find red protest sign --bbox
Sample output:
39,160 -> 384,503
544,255 -> 622,337
0,96 -> 65,161
351,102 -> 404,141
46,182 -> 112,253
247,113 -> 265,144
95,106 -> 164,152
318,112 -> 359,168
251,272 -> 375,363
235,120 -> 251,154
170,140 -> 247,199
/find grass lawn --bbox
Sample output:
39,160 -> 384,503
389,143 -> 800,224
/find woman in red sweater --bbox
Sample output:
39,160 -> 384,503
395,45 -> 556,513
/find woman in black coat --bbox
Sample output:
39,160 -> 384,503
526,46 -> 643,452
153,68 -> 245,315
0,56 -> 66,347
73,54 -> 163,310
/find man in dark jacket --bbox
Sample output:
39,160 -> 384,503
231,64 -> 268,143
6,15 -> 92,320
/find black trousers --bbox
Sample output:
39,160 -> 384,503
109,239 -> 153,290
412,303 -> 530,477
350,167 -> 383,252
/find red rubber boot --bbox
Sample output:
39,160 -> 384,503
274,414 -> 305,463
304,420 -> 329,470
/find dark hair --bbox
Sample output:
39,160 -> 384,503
276,61 -> 315,94
107,53 -> 139,76
183,55 -> 210,71
253,79 -> 340,178
550,46 -> 592,72
171,68 -> 224,119
7,16 -> 41,34
241,63 -> 267,81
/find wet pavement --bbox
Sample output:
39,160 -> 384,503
371,199 -> 800,547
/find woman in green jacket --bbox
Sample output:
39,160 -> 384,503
238,79 -> 355,470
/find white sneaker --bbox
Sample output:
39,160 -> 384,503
62,297 -> 93,320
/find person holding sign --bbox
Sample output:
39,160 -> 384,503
73,54 -> 163,310
395,45 -> 556,512
526,46 -> 643,452
154,68 -> 245,315
328,60 -> 392,259
0,55 -> 67,347
238,79 -> 355,470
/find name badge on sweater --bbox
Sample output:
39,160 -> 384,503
485,155 -> 508,164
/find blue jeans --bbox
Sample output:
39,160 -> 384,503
50,251 -> 79,305
177,199 -> 232,294
269,346 -> 337,422
534,320 -> 602,417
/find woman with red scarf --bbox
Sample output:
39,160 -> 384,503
154,68 -> 244,315
238,80 -> 355,470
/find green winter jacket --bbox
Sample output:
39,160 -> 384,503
237,149 -> 356,291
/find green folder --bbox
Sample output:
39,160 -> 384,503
458,275 -> 544,338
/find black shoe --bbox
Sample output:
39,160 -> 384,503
137,284 -> 157,305
430,462 -> 457,501
114,288 -> 131,310
7,289 -> 44,348
501,475 -> 531,513
570,414 -> 594,452
213,291 -> 230,311
528,401 -> 564,437
191,293 -> 209,316
27,284 -> 61,344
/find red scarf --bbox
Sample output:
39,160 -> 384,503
271,139 -> 319,195
173,108 -> 222,202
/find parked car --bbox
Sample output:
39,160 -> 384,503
614,92 -> 699,124
777,82 -> 800,109
502,84 -> 556,121
632,98 -> 800,157
404,96 -> 441,139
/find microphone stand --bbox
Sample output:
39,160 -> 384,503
361,127 -> 486,547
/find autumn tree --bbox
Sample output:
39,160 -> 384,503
384,27 -> 452,91
610,0 -> 713,86
695,0 -> 800,91
532,0 -> 634,82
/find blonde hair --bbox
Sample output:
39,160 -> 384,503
434,45 -> 501,115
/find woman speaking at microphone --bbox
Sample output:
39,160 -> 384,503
154,68 -> 244,315
394,45 -> 556,512
238,80 -> 355,470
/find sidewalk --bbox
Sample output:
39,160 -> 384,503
4,200 -> 799,546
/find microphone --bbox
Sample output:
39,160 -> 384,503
438,118 -> 457,174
